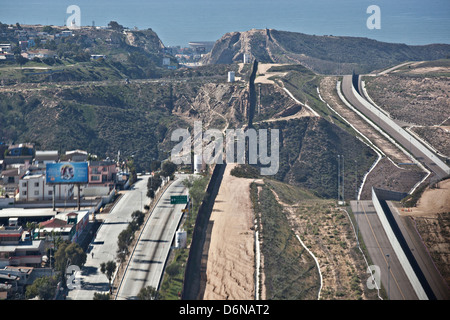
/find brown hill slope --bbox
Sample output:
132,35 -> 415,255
202,29 -> 450,75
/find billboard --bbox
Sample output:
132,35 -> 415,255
46,162 -> 88,184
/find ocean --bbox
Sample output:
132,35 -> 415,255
1,0 -> 449,47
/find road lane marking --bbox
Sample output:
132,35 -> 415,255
361,203 -> 406,299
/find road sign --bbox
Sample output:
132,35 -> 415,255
171,195 -> 188,204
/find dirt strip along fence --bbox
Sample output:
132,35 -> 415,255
181,163 -> 226,300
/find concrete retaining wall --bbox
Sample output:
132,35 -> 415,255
352,78 -> 449,176
372,187 -> 432,299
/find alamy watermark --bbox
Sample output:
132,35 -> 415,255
367,5 -> 381,30
366,264 -> 381,290
66,5 -> 81,29
171,121 -> 280,176
66,265 -> 81,290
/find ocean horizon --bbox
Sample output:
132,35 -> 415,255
1,0 -> 449,47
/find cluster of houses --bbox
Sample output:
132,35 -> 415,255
0,142 -> 130,299
0,143 -> 129,201
0,26 -> 108,62
0,28 -> 75,62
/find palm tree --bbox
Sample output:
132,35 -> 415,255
100,260 -> 117,294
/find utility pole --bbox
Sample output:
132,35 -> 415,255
386,253 -> 391,300
355,159 -> 359,248
337,155 -> 341,204
258,83 -> 261,114
342,155 -> 345,204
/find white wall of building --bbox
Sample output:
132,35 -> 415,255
18,174 -> 74,201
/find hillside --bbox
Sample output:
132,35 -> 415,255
363,59 -> 450,159
0,24 -> 174,84
255,117 -> 378,199
202,29 -> 450,74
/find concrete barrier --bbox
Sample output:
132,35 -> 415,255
372,187 -> 433,300
352,78 -> 450,177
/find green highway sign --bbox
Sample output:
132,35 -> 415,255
171,195 -> 188,205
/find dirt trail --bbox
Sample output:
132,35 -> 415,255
201,163 -> 257,300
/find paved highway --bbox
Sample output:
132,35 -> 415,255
351,200 -> 418,300
68,176 -> 151,300
341,75 -> 448,179
115,174 -> 189,300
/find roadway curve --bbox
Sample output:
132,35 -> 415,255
341,75 -> 449,180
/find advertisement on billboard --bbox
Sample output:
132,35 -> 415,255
46,162 -> 88,184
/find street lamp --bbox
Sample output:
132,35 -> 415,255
386,253 -> 390,300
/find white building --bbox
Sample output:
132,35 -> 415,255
228,71 -> 235,83
243,53 -> 250,64
34,150 -> 58,168
0,44 -> 12,53
17,174 -> 74,202
193,154 -> 205,174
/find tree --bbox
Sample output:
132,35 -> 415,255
131,210 -> 145,227
150,160 -> 161,172
54,242 -> 87,287
161,160 -> 177,178
15,54 -> 28,66
42,25 -> 54,34
137,286 -> 158,300
108,21 -> 124,32
93,292 -> 111,300
100,260 -> 117,293
183,175 -> 208,214
25,276 -> 58,300
147,173 -> 162,199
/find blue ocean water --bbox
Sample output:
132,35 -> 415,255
1,0 -> 449,47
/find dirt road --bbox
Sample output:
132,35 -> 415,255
200,163 -> 257,300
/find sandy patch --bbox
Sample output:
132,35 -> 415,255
255,63 -> 289,85
401,179 -> 450,217
201,163 -> 257,300
405,66 -> 450,74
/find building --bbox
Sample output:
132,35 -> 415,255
0,168 -> 22,195
0,44 -> 12,53
228,71 -> 235,83
0,220 -> 45,268
7,144 -> 34,157
90,54 -> 106,61
88,160 -> 117,187
34,150 -> 58,168
37,217 -> 74,242
37,210 -> 89,244
17,173 -> 74,202
64,149 -> 88,162
0,53 -> 14,61
188,41 -> 215,54
243,53 -> 251,64
19,40 -> 34,51
21,49 -> 56,60
60,30 -> 73,37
